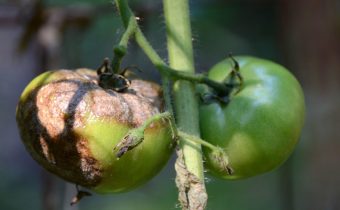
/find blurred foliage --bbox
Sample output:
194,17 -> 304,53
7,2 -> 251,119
46,0 -> 111,6
191,1 -> 280,65
62,13 -> 121,69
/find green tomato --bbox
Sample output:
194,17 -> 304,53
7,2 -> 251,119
199,56 -> 305,179
16,69 -> 173,193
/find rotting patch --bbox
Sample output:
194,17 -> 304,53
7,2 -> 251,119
16,69 -> 165,188
175,149 -> 207,210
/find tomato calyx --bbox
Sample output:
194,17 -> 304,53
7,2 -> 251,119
199,55 -> 243,105
96,58 -> 131,92
224,55 -> 243,92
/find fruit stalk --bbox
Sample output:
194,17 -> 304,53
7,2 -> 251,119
111,16 -> 136,73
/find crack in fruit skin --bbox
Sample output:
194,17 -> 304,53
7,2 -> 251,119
16,69 -> 173,193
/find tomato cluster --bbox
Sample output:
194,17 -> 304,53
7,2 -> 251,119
16,56 -> 304,193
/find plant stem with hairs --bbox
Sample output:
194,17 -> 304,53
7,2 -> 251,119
163,1 -> 207,209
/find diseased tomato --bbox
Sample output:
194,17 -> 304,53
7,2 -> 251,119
199,56 -> 305,179
16,69 -> 173,193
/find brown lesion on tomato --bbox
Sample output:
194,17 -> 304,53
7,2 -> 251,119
16,68 -> 166,188
17,74 -> 96,187
16,75 -> 103,188
129,79 -> 164,110
39,136 -> 56,164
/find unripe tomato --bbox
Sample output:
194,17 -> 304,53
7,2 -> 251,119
199,56 -> 305,179
16,69 -> 173,193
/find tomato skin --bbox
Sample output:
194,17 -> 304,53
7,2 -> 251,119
16,69 -> 173,193
199,56 -> 305,179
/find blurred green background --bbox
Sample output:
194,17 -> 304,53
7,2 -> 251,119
1,0 -> 340,209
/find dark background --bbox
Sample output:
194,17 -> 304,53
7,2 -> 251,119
1,0 -> 339,209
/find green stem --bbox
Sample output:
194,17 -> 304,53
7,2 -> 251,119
163,0 -> 204,181
115,0 -> 165,67
161,75 -> 178,136
111,16 -> 136,73
118,17 -> 136,47
178,131 -> 218,152
160,67 -> 228,94
163,2 -> 208,208
162,7 -> 209,208
139,112 -> 171,131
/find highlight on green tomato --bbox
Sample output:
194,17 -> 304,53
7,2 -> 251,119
199,56 -> 305,180
16,69 -> 173,193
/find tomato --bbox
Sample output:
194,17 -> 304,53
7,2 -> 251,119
199,56 -> 305,179
16,69 -> 173,193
